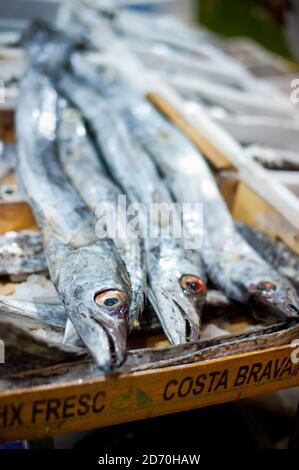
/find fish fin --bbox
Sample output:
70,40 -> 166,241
63,318 -> 81,346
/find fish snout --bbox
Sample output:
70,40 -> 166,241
249,281 -> 299,320
92,289 -> 130,368
148,282 -> 201,345
92,313 -> 128,369
69,286 -> 131,370
171,297 -> 200,343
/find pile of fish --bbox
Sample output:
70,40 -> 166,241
63,1 -> 299,166
0,6 -> 299,374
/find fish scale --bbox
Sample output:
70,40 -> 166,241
0,231 -> 46,276
58,72 -> 207,345
17,66 -> 132,370
57,101 -> 146,330
237,222 -> 299,294
71,55 -> 299,322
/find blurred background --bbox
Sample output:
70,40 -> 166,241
0,0 -> 299,60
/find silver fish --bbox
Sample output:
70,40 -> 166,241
0,230 -> 46,276
0,315 -> 84,375
127,107 -> 299,320
58,73 -> 207,345
244,145 -> 299,171
17,66 -> 132,370
237,222 -> 299,293
57,101 -> 146,329
73,59 -> 299,322
0,295 -> 66,329
0,314 -> 64,344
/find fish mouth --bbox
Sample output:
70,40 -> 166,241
98,322 -> 127,370
249,281 -> 299,321
172,299 -> 200,343
252,290 -> 299,321
69,307 -> 128,371
91,313 -> 128,370
148,286 -> 200,345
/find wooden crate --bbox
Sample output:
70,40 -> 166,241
0,344 -> 298,442
0,107 -> 299,443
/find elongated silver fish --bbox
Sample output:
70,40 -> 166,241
72,58 -> 299,322
57,101 -> 146,329
126,108 -> 299,320
0,295 -> 66,329
236,222 -> 299,293
58,73 -> 207,345
0,315 -> 84,375
17,65 -> 132,370
0,230 -> 46,276
0,314 -> 64,345
245,145 -> 299,171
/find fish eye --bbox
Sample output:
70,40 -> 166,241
94,290 -> 127,309
180,275 -> 206,296
251,281 -> 277,294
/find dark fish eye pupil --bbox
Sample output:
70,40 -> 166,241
187,282 -> 199,291
256,282 -> 276,292
104,298 -> 118,307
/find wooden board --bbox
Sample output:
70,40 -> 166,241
0,173 -> 38,233
0,202 -> 37,234
216,170 -> 240,211
0,344 -> 298,442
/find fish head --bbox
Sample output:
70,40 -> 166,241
148,263 -> 206,345
68,282 -> 131,371
249,280 -> 299,320
58,244 -> 132,371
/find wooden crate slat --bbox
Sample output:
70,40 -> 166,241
0,202 -> 37,233
0,344 -> 298,442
